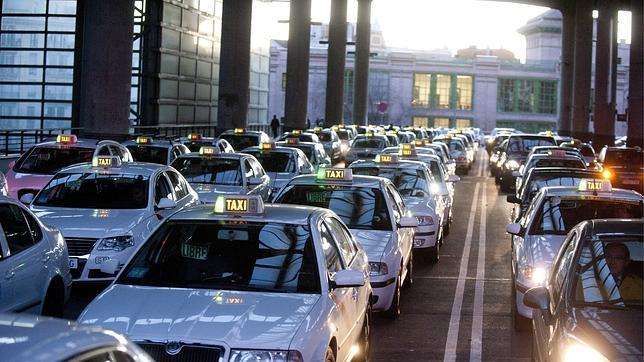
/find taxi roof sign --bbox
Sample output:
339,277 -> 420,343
136,136 -> 153,144
234,128 -> 245,134
414,140 -> 426,147
366,132 -> 374,137
317,167 -> 353,182
200,146 -> 218,155
399,148 -> 418,158
401,143 -> 416,151
286,137 -> 299,144
423,138 -> 432,144
56,134 -> 77,144
92,156 -> 121,168
292,130 -> 302,136
260,142 -> 276,150
313,127 -> 322,133
548,149 -> 568,158
188,133 -> 202,141
578,179 -> 612,193
214,195 -> 264,215
376,154 -> 399,163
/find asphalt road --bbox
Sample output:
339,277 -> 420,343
63,148 -> 532,361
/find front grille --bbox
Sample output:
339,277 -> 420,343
66,237 -> 98,256
138,343 -> 221,362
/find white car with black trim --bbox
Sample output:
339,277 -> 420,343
29,156 -> 199,282
78,195 -> 373,362
273,168 -> 416,318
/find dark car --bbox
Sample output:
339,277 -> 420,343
486,133 -> 511,155
527,219 -> 643,362
598,146 -> 644,194
497,134 -> 556,192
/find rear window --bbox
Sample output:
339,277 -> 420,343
15,147 -> 94,174
337,130 -> 350,140
352,139 -> 385,149
605,149 -> 643,166
507,137 -> 556,154
318,133 -> 332,142
245,151 -> 296,173
352,167 -> 430,198
220,134 -> 259,151
533,159 -> 586,169
171,158 -> 242,186
126,145 -> 168,165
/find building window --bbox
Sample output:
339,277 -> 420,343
368,70 -> 389,122
412,73 -> 430,107
498,78 -> 557,114
281,72 -> 287,91
497,120 -> 556,133
455,118 -> 471,128
516,79 -> 533,113
433,117 -> 449,128
412,116 -> 429,128
539,80 -> 557,114
456,75 -> 472,111
435,74 -> 450,109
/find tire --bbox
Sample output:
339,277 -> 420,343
429,243 -> 440,263
444,221 -> 450,237
403,255 -> 413,288
41,280 -> 64,318
325,347 -> 336,362
353,305 -> 372,362
511,276 -> 529,332
384,277 -> 401,319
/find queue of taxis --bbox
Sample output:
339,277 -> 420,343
122,136 -> 190,165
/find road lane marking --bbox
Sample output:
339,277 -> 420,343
470,184 -> 487,361
478,153 -> 484,177
413,276 -> 510,282
443,182 -> 480,362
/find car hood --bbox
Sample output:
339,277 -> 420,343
79,285 -> 320,349
404,197 -> 437,215
31,207 -> 152,238
526,234 -> 566,267
190,184 -> 246,203
572,307 -> 643,360
351,229 -> 393,263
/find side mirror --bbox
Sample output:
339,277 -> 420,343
99,258 -> 120,275
512,171 -> 521,177
398,216 -> 418,228
506,195 -> 521,204
506,223 -> 523,236
19,193 -> 34,205
248,177 -> 265,186
156,197 -> 177,210
523,286 -> 552,323
331,269 -> 366,288
448,175 -> 460,183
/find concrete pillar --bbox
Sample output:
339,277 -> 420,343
284,0 -> 312,131
217,0 -> 252,133
558,4 -> 575,137
75,0 -> 134,139
353,0 -> 372,126
570,0 -> 593,142
593,1 -> 617,149
627,0 -> 643,147
324,0 -> 347,127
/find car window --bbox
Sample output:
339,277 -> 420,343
108,145 -> 127,161
243,159 -> 255,179
250,159 -> 265,177
171,146 -> 183,161
155,174 -> 174,203
166,171 -> 187,199
96,146 -> 111,156
388,185 -> 406,213
325,217 -> 357,265
320,221 -> 344,274
0,204 -> 35,256
550,231 -> 578,305
22,209 -> 42,243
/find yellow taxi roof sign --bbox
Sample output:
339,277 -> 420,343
214,195 -> 264,215
578,179 -> 612,193
136,136 -> 153,144
401,143 -> 416,151
234,128 -> 245,134
56,134 -> 77,144
260,142 -> 276,150
317,167 -> 353,182
414,140 -> 426,147
188,133 -> 202,141
286,137 -> 299,144
292,130 -> 301,135
376,154 -> 398,164
200,146 -> 218,155
92,156 -> 122,168
313,127 -> 322,133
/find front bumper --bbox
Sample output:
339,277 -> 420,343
69,250 -> 130,282
412,224 -> 438,249
514,280 -> 535,319
370,276 -> 397,311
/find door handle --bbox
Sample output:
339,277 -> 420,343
4,271 -> 14,280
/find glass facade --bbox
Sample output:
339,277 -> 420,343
435,74 -> 450,109
498,78 -> 557,114
412,116 -> 429,128
247,0 -> 270,125
412,73 -> 473,111
368,70 -> 389,123
0,0 -> 76,129
412,73 -> 430,107
497,119 -> 556,133
456,75 -> 472,110
433,117 -> 449,128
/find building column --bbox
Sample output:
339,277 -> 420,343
558,4 -> 575,136
627,0 -> 643,147
593,1 -> 617,149
75,0 -> 134,139
217,0 -> 252,133
324,0 -> 347,127
353,0 -> 372,125
570,0 -> 593,142
284,0 -> 312,131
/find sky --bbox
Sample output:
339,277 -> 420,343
266,0 -> 633,63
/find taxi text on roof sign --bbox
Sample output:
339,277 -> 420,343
292,130 -> 301,135
401,143 -> 415,151
286,138 -> 299,144
414,140 -> 425,146
200,146 -> 217,155
188,133 -> 202,141
578,179 -> 612,192
313,127 -> 322,133
260,143 -> 276,150
92,156 -> 122,168
317,167 -> 353,181
136,136 -> 152,144
214,195 -> 264,215
234,128 -> 245,134
56,134 -> 77,144
376,154 -> 398,163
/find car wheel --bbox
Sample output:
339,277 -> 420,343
384,277 -> 401,319
353,304 -> 372,362
403,255 -> 413,288
429,243 -> 440,263
511,282 -> 529,332
41,280 -> 64,318
325,346 -> 336,362
444,221 -> 450,237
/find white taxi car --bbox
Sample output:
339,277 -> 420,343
242,142 -> 314,196
123,136 -> 190,165
29,156 -> 199,282
276,138 -> 332,171
176,133 -> 235,153
218,128 -> 271,151
0,197 -> 71,317
79,195 -> 373,362
0,313 -> 152,362
273,168 -> 416,318
350,155 -> 444,262
506,179 -> 643,330
171,146 -> 271,203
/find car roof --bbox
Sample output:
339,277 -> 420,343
122,139 -> 178,147
526,167 -> 601,177
220,130 -> 266,136
33,138 -> 103,149
276,141 -> 318,148
175,152 -> 248,160
541,186 -> 643,201
169,203 -> 324,225
242,145 -> 301,154
586,219 -> 644,236
58,161 -> 166,176
287,174 -> 387,188
350,159 -> 429,169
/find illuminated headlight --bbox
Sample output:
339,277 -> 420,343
563,342 -> 608,362
369,262 -> 389,276
506,160 -> 520,170
229,350 -> 303,362
520,265 -> 547,284
96,235 -> 134,252
416,215 -> 434,226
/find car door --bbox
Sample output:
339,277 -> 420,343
0,227 -> 12,311
386,185 -> 412,271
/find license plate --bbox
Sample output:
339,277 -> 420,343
622,179 -> 640,185
69,258 -> 78,269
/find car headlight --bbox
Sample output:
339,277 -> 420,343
96,235 -> 134,252
417,215 -> 434,226
506,160 -> 520,170
229,350 -> 302,362
563,342 -> 608,362
520,265 -> 547,284
369,262 -> 389,276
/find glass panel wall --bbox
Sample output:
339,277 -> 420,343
456,75 -> 472,110
435,74 -> 450,109
498,78 -> 557,114
412,116 -> 429,128
412,73 -> 474,111
412,73 -> 430,107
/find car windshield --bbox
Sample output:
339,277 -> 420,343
126,145 -> 168,165
605,149 -> 643,166
33,172 -> 149,209
337,130 -> 350,140
281,145 -> 313,160
429,161 -> 444,182
507,137 -> 556,154
529,158 -> 586,170
117,221 -> 320,293
15,147 -> 94,174
442,140 -> 464,152
531,198 -> 642,235
220,134 -> 258,151
523,175 -> 594,201
352,167 -> 430,198
276,185 -> 392,231
171,158 -> 242,186
353,139 -> 385,149
318,132 -> 332,142
574,237 -> 643,309
246,151 -> 296,173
